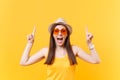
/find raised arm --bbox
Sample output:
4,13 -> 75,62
73,27 -> 101,64
20,26 -> 46,66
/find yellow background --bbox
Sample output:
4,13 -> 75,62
0,0 -> 120,80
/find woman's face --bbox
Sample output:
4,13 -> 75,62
53,25 -> 68,47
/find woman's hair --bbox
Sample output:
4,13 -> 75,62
44,23 -> 77,65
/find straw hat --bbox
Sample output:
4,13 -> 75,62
48,18 -> 72,34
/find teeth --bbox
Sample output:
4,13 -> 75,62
57,38 -> 63,40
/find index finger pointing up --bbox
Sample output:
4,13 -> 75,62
85,26 -> 89,34
32,26 -> 36,37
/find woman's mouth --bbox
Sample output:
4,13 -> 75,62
57,38 -> 63,40
57,38 -> 64,44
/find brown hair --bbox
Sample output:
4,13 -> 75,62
44,23 -> 77,65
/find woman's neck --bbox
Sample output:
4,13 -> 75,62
55,46 -> 67,57
56,46 -> 64,49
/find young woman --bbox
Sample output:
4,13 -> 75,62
20,18 -> 101,80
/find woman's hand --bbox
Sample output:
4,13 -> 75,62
27,26 -> 36,44
85,27 -> 93,44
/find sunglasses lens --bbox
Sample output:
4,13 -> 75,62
61,29 -> 67,35
53,29 -> 59,35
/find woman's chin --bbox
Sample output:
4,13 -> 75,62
56,43 -> 64,47
55,39 -> 65,47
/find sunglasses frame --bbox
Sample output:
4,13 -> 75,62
53,28 -> 67,35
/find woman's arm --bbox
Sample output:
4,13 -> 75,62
20,45 -> 47,66
73,44 -> 101,64
73,27 -> 101,64
20,26 -> 47,66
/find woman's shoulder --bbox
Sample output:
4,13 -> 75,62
39,47 -> 49,57
71,45 -> 80,56
41,47 -> 49,51
71,45 -> 80,50
71,45 -> 83,55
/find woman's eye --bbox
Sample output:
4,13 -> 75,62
61,29 -> 66,32
54,29 -> 59,32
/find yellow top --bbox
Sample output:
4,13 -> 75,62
45,54 -> 76,80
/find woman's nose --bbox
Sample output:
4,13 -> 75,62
58,31 -> 62,36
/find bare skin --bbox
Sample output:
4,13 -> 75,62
20,25 -> 100,66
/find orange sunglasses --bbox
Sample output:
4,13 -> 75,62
53,28 -> 67,35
